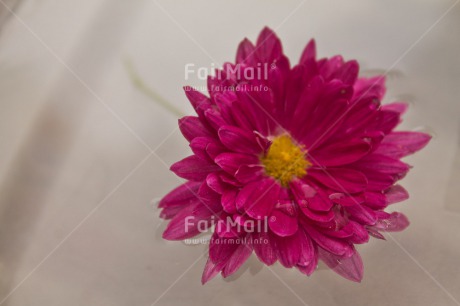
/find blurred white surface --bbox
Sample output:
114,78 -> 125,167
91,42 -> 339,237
0,0 -> 459,305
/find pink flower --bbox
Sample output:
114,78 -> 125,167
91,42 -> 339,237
159,27 -> 431,283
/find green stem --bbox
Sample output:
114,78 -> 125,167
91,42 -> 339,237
124,58 -> 185,117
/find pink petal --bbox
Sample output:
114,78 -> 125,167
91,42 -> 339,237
367,227 -> 386,240
290,179 -> 333,211
184,87 -> 212,118
348,221 -> 370,244
311,138 -> 371,167
331,60 -> 359,85
352,75 -> 386,101
206,172 -> 226,194
221,189 -> 238,214
385,185 -> 409,205
303,223 -> 353,256
162,201 -> 219,240
364,170 -> 396,191
354,154 -> 409,176
381,102 -> 408,114
236,38 -> 256,64
252,231 -> 277,265
318,55 -> 344,79
204,108 -> 227,130
218,125 -> 263,154
374,212 -> 409,232
319,248 -> 364,282
215,217 -> 240,238
234,85 -> 276,136
274,231 -> 302,268
179,116 -> 214,142
255,27 -> 283,63
329,193 -> 365,207
234,164 -> 264,184
377,131 -> 431,158
159,181 -> 201,208
268,55 -> 291,106
300,206 -> 335,223
309,168 -> 368,193
214,153 -> 258,176
236,178 -> 280,220
269,210 -> 299,237
297,229 -> 315,266
209,233 -> 238,264
201,257 -> 225,284
170,155 -> 219,181
377,110 -> 400,134
297,245 -> 318,276
190,137 -> 219,162
274,198 -> 297,217
336,96 -> 380,139
345,204 -> 377,225
362,191 -> 387,209
222,240 -> 253,277
159,182 -> 201,219
302,97 -> 350,150
299,39 -> 316,64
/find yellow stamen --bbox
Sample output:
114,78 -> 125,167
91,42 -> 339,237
260,135 -> 311,187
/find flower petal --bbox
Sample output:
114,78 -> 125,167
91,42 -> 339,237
319,248 -> 364,282
159,181 -> 201,219
353,154 -> 409,176
159,181 -> 201,208
218,125 -> 263,154
297,244 -> 318,276
236,178 -> 280,220
162,201 -> 219,240
236,38 -> 256,65
222,240 -> 253,277
215,153 -> 258,176
385,185 -> 409,205
179,116 -> 213,142
234,164 -> 264,184
269,209 -> 298,237
190,137 -> 222,162
184,87 -> 212,118
311,138 -> 371,167
303,223 -> 353,256
273,231 -> 302,268
290,179 -> 333,211
352,75 -> 386,101
170,155 -> 219,181
373,212 -> 409,232
297,229 -> 315,266
299,39 -> 316,64
381,102 -> 408,114
255,27 -> 283,63
331,60 -> 359,85
252,231 -> 277,265
377,131 -> 431,158
221,189 -> 238,214
345,204 -> 377,225
202,257 -> 226,284
309,168 -> 368,193
209,233 -> 238,264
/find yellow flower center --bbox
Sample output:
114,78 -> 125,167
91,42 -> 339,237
260,135 -> 311,187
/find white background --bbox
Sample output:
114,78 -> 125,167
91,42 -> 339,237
0,0 -> 459,305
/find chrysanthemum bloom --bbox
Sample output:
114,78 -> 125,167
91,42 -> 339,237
159,27 -> 430,283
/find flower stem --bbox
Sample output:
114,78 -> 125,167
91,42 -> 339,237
124,58 -> 185,117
